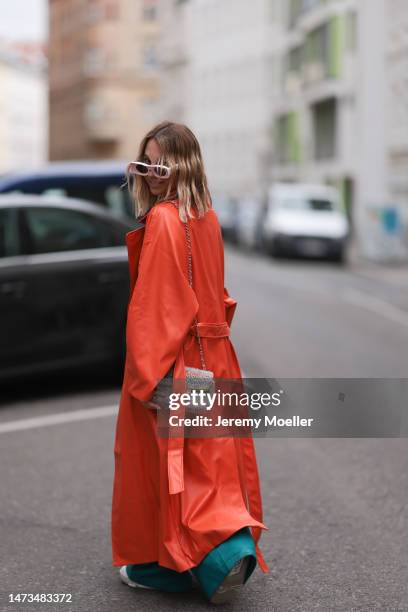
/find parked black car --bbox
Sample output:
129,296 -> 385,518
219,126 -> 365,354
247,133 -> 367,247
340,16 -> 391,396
0,160 -> 134,221
0,194 -> 138,381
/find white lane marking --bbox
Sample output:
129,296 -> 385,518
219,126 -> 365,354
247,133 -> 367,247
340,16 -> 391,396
342,288 -> 408,329
0,405 -> 118,434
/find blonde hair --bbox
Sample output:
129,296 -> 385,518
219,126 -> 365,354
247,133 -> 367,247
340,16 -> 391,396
127,121 -> 212,222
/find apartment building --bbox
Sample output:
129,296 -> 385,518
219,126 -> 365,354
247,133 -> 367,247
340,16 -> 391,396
49,0 -> 161,160
159,0 -> 191,122
0,42 -> 47,172
179,0 -> 279,198
386,0 -> 408,215
160,0 -> 362,210
272,0 -> 365,231
271,0 -> 408,260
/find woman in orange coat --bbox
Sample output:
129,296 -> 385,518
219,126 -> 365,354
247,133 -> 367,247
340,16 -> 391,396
111,121 -> 269,604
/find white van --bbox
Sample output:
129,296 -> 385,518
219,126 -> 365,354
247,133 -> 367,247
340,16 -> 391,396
261,183 -> 350,263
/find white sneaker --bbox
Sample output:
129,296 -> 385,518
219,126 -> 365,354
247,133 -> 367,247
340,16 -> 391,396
119,565 -> 156,590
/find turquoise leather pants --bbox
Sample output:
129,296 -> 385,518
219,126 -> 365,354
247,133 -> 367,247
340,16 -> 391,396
125,527 -> 257,600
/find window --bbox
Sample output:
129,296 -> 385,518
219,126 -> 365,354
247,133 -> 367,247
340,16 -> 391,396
143,45 -> 159,70
143,6 -> 157,20
346,11 -> 357,52
288,45 -> 303,74
24,207 -> 116,254
87,0 -> 119,24
87,1 -> 105,24
312,98 -> 337,160
0,208 -> 20,258
85,101 -> 105,123
106,186 -> 135,221
302,0 -> 322,12
288,0 -> 324,29
83,47 -> 106,76
288,0 -> 302,28
276,197 -> 334,211
143,0 -> 158,20
1,178 -> 134,222
306,23 -> 329,70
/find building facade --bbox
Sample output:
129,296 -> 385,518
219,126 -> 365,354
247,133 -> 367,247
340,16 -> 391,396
159,0 -> 362,217
158,0 -> 191,122
49,0 -> 161,160
0,42 -> 47,172
386,0 -> 408,253
158,0 -> 408,259
180,0 -> 278,198
271,0 -> 362,234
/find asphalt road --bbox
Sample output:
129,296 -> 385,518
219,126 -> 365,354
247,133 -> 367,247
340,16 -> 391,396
1,247 -> 407,612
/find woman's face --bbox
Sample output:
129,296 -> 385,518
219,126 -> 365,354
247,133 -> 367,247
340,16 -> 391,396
142,138 -> 174,198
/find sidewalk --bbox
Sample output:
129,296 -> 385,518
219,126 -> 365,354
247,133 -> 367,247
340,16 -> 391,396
347,239 -> 408,287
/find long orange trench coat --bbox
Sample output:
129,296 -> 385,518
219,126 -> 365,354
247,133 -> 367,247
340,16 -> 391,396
111,199 -> 269,574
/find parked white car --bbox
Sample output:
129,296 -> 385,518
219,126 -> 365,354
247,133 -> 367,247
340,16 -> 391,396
261,183 -> 350,263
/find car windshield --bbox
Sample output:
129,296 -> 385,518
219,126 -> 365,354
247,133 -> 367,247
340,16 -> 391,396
276,197 -> 336,212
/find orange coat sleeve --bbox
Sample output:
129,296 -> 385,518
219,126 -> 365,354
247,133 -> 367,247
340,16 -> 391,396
125,206 -> 199,402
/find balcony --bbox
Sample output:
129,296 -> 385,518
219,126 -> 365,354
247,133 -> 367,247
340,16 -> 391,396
288,0 -> 327,29
282,13 -> 351,97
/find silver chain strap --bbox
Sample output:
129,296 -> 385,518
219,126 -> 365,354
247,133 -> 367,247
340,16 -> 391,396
169,201 -> 207,371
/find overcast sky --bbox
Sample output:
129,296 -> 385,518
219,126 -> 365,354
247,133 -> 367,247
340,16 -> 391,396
0,0 -> 47,42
